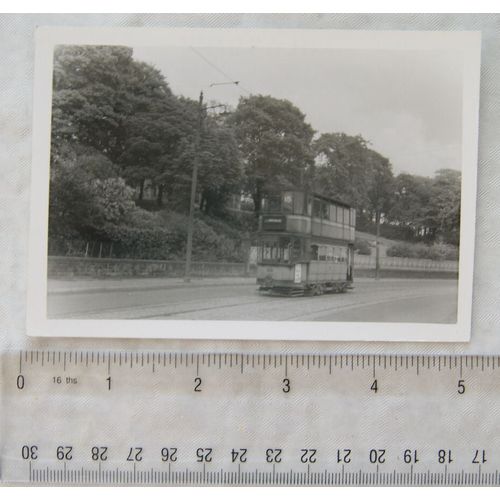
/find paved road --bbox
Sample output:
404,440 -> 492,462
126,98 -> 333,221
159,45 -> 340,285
47,278 -> 458,323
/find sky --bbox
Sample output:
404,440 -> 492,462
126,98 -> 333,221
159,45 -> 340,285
133,45 -> 464,177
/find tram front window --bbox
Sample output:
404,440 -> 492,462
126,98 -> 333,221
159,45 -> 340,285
261,192 -> 296,214
261,194 -> 282,213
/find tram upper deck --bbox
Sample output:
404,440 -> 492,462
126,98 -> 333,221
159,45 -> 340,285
258,191 -> 356,244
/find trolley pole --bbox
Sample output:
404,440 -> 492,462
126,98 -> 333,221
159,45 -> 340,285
184,91 -> 204,283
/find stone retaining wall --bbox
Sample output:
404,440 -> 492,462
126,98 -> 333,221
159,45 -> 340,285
48,256 -> 252,278
48,255 -> 458,279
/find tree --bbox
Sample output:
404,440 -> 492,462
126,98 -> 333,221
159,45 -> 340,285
388,173 -> 433,238
388,169 -> 461,244
313,133 -> 372,208
229,95 -> 315,213
312,133 -> 396,235
118,64 -> 195,205
51,45 -> 137,164
364,150 -> 394,278
51,45 -> 195,208
365,150 -> 395,219
158,108 -> 243,215
427,169 -> 461,244
197,119 -> 243,215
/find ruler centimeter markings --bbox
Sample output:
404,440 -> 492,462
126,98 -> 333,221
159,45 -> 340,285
2,351 -> 500,486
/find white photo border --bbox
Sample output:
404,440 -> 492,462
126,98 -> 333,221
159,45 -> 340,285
27,27 -> 481,341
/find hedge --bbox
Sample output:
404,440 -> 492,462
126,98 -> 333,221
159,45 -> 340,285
386,242 -> 458,261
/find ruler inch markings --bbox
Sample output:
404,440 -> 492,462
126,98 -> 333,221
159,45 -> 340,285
6,351 -> 500,486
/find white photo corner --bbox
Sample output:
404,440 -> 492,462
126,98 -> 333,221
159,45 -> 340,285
27,27 -> 481,341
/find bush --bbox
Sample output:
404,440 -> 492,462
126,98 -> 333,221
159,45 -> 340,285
387,242 -> 458,261
49,203 -> 251,262
98,224 -> 181,260
158,212 -> 244,262
356,219 -> 416,242
48,235 -> 88,256
208,209 -> 258,235
386,243 -> 414,258
354,238 -> 372,255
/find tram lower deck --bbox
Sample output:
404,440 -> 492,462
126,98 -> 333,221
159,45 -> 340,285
257,262 -> 352,296
256,237 -> 354,296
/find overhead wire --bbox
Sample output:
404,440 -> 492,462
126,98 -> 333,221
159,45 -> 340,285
189,46 -> 252,95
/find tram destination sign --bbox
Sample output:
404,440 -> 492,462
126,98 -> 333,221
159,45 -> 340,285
262,215 -> 286,231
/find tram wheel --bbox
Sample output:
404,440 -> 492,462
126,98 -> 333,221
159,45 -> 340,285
308,284 -> 324,296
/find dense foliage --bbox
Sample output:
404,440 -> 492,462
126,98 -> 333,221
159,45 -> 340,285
312,133 -> 461,245
354,238 -> 372,256
49,45 -> 462,261
386,242 -> 459,261
228,95 -> 315,212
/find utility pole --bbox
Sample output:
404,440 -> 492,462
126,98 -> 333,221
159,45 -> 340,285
184,91 -> 204,283
375,209 -> 380,280
184,81 -> 240,283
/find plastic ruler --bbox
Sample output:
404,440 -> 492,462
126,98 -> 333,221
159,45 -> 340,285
1,350 -> 500,486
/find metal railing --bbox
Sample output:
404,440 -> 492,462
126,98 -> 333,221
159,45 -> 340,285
354,254 -> 458,271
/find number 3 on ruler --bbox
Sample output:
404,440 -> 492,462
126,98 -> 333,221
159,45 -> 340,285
282,378 -> 290,393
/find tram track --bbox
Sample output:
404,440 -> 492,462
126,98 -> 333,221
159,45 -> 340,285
133,288 -> 453,321
47,279 -> 457,323
53,296 -> 268,320
282,289 -> 454,321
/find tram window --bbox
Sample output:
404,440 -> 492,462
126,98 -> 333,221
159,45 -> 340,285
336,206 -> 343,224
343,207 -> 350,225
350,208 -> 356,227
293,192 -> 304,214
333,247 -> 339,263
318,245 -> 336,261
279,237 -> 291,261
282,192 -> 293,213
310,245 -> 319,260
259,239 -> 294,263
333,246 -> 346,263
306,196 -> 313,215
321,202 -> 329,220
313,199 -> 322,218
291,238 -> 302,260
263,244 -> 272,260
318,246 -> 326,261
340,247 -> 347,262
268,195 -> 282,212
330,204 -> 337,221
327,246 -> 334,261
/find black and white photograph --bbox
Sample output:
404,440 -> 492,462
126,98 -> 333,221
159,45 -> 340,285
26,27 -> 480,340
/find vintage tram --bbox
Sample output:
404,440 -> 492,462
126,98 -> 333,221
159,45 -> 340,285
256,191 -> 355,296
